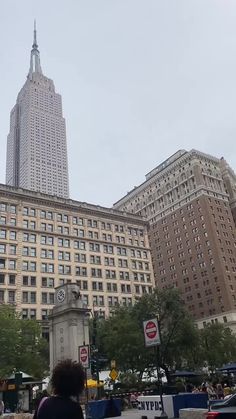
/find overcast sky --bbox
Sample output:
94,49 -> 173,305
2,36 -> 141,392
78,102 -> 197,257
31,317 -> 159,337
1,0 -> 236,207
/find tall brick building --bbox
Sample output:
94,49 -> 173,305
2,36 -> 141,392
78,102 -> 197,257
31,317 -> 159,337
114,150 -> 236,329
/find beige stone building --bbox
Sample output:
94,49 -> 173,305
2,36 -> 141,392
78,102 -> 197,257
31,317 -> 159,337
0,184 -> 154,335
114,149 -> 236,330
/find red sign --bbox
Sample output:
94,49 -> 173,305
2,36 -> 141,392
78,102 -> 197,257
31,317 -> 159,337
79,345 -> 90,368
143,318 -> 160,347
145,321 -> 157,339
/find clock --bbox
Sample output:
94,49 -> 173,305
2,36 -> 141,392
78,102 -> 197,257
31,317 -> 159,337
57,288 -> 66,303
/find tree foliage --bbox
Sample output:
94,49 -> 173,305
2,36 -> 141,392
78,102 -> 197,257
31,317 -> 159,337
97,289 -> 236,383
199,323 -> 236,371
97,288 -> 199,382
0,305 -> 49,379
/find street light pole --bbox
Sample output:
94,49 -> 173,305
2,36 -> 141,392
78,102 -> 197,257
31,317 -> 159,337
91,306 -> 103,399
156,318 -> 168,419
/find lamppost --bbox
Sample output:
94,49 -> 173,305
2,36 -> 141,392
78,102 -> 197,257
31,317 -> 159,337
90,305 -> 104,399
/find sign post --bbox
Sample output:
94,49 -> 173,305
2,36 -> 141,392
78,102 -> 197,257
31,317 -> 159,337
143,318 -> 160,347
79,345 -> 91,418
79,345 -> 90,369
143,318 -> 168,418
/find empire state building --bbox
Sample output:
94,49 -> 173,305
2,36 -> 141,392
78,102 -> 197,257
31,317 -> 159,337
6,23 -> 69,199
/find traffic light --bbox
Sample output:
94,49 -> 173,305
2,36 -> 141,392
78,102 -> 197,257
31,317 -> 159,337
90,357 -> 98,380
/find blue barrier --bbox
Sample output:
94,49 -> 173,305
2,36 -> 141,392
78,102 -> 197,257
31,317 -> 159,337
88,398 -> 122,419
172,393 -> 208,418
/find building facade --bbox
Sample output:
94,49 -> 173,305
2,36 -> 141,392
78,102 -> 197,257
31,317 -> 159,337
6,24 -> 69,199
0,184 -> 154,327
114,150 -> 236,329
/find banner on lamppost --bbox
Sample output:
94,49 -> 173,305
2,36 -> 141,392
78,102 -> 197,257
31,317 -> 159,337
79,345 -> 90,368
143,318 -> 161,347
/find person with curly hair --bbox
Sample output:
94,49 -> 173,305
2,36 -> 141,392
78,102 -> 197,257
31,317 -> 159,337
34,359 -> 85,419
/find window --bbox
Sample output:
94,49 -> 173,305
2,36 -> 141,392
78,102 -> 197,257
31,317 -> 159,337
0,259 -> 6,269
74,253 -> 86,263
74,240 -> 85,250
117,247 -> 127,256
89,243 -> 100,252
23,220 -> 29,229
91,268 -> 102,278
41,210 -> 46,219
22,291 -> 28,303
0,230 -> 6,239
41,263 -> 54,273
9,274 -> 15,285
49,293 -> 54,304
0,290 -> 4,302
0,203 -> 7,212
0,244 -> 6,253
9,244 -> 16,255
41,249 -> 54,259
41,235 -> 53,245
58,265 -> 71,275
29,234 -> 36,243
41,309 -> 49,320
90,255 -> 101,264
76,267 -> 87,276
104,245 -> 113,254
30,208 -> 36,217
8,290 -> 15,303
10,205 -> 16,214
42,292 -> 47,304
30,309 -> 36,319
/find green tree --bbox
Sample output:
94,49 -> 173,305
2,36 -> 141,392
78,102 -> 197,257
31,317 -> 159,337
97,306 -> 153,381
0,305 -> 49,379
98,288 -> 199,383
199,323 -> 236,372
132,288 -> 199,381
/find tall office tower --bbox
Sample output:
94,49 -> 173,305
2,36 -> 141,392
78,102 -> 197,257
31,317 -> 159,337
114,150 -> 236,330
6,23 -> 69,199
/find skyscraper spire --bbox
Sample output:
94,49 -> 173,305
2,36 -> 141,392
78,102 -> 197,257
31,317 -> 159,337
33,19 -> 38,48
28,20 -> 42,78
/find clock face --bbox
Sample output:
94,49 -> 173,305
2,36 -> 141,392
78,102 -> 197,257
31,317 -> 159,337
57,289 -> 66,303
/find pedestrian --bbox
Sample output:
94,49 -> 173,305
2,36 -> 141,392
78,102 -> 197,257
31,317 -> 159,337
130,393 -> 137,408
33,359 -> 85,419
216,383 -> 224,400
207,383 -> 217,400
185,382 -> 193,393
4,403 -> 11,413
0,399 -> 4,416
223,383 -> 231,398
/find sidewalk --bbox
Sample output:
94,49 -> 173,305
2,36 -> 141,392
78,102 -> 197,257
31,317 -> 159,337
110,409 -> 140,419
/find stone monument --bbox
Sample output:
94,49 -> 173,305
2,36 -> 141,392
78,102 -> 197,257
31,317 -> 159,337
49,283 -> 90,370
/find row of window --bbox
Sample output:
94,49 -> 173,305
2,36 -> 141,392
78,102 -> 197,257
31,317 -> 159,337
0,204 -> 144,236
0,229 -> 147,251
0,268 -> 151,285
0,287 -> 151,307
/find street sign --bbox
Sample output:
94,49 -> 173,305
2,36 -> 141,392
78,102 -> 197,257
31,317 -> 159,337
109,368 -> 118,381
79,345 -> 90,368
143,318 -> 160,347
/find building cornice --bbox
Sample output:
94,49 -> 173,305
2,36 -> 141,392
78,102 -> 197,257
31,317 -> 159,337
0,183 -> 147,226
113,149 -> 222,208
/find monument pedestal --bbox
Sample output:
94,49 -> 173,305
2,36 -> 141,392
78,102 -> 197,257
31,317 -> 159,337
49,284 -> 90,370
